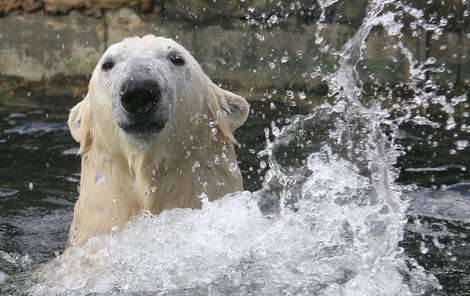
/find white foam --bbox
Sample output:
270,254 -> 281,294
28,148 -> 433,295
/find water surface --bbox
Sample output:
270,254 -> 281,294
1,0 -> 470,294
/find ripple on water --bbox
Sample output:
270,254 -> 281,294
4,122 -> 68,135
0,188 -> 19,198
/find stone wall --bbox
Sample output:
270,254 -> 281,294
0,0 -> 469,97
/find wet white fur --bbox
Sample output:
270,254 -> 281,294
67,35 -> 249,247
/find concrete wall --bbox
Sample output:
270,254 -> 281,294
0,0 -> 468,97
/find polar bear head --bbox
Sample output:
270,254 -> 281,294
69,35 -> 249,151
65,35 -> 250,246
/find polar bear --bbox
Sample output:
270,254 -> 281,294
67,35 -> 249,247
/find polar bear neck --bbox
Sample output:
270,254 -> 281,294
84,111 -> 243,208
122,118 -> 243,211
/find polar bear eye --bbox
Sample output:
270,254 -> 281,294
168,53 -> 186,67
101,60 -> 115,72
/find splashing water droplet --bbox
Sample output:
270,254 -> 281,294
198,192 -> 210,205
95,174 -> 105,186
111,218 -> 119,233
259,160 -> 267,169
192,161 -> 201,172
255,33 -> 265,41
268,14 -> 278,25
419,241 -> 429,254
209,121 -> 218,128
455,140 -> 468,150
228,163 -> 238,173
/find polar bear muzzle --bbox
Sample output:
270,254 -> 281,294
112,61 -> 175,144
120,78 -> 161,115
115,76 -> 170,142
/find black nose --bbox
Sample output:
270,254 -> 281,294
120,79 -> 160,114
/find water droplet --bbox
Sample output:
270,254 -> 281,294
255,33 -> 265,41
111,218 -> 119,233
95,174 -> 106,186
310,71 -> 320,79
425,57 -> 436,65
211,127 -> 218,136
268,62 -> 276,69
259,160 -> 267,169
209,120 -> 218,128
198,192 -> 210,205
432,237 -> 445,249
268,14 -> 278,25
28,182 -> 33,190
281,56 -> 289,63
112,195 -> 118,202
192,160 -> 201,172
216,110 -> 228,117
228,163 -> 238,172
455,140 -> 468,150
419,241 -> 428,254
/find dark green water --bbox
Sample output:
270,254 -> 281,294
0,92 -> 469,295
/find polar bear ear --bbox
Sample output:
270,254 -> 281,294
207,82 -> 250,143
68,96 -> 93,154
